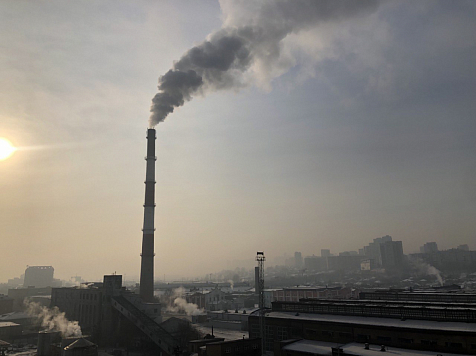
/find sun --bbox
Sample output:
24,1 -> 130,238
0,138 -> 17,160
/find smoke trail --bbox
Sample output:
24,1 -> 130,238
149,0 -> 379,126
166,287 -> 205,316
25,301 -> 82,337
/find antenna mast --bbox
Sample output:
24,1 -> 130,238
256,251 -> 266,355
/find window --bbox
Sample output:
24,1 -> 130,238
225,347 -> 231,354
357,334 -> 370,341
377,336 -> 391,342
445,342 -> 463,348
398,338 -> 413,344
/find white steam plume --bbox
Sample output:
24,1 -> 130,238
166,287 -> 205,316
412,260 -> 444,286
25,301 -> 82,337
149,0 -> 379,126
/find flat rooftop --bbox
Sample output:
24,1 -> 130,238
264,311 -> 476,333
283,341 -> 471,356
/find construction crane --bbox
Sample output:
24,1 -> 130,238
256,251 -> 266,355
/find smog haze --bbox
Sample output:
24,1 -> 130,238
1,0 -> 475,282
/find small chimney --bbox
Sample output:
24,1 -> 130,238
364,343 -> 370,350
380,345 -> 386,352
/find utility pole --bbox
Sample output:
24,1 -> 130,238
256,251 -> 266,355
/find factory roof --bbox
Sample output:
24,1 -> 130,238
0,312 -> 31,321
0,322 -> 20,328
261,311 -> 476,333
283,341 -> 468,356
282,340 -> 342,355
341,343 -> 467,356
64,338 -> 95,350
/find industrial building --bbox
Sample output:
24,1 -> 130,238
0,295 -> 13,314
7,286 -> 52,311
249,298 -> 476,354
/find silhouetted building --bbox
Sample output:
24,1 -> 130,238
24,266 -> 54,288
327,255 -> 366,271
321,249 -> 331,257
294,252 -> 303,268
379,240 -> 404,268
420,242 -> 438,254
363,235 -> 394,266
304,256 -> 326,272
0,295 -> 13,314
8,286 -> 52,311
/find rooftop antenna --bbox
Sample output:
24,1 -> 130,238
256,251 -> 266,355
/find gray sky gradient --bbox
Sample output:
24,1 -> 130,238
0,0 -> 475,282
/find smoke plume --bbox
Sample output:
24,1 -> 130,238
25,301 -> 82,337
412,260 -> 444,286
149,0 -> 379,126
166,287 -> 204,316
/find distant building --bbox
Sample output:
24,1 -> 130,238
420,242 -> 438,254
339,251 -> 358,256
305,255 -> 367,272
379,240 -> 404,268
294,252 -> 303,268
458,244 -> 470,251
272,287 -> 357,303
321,249 -> 331,257
363,235 -> 395,266
409,248 -> 476,270
8,286 -> 52,311
327,255 -> 366,271
0,295 -> 13,314
360,259 -> 376,271
304,256 -> 326,271
24,266 -> 55,288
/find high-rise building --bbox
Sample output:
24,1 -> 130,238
294,252 -> 303,268
420,242 -> 438,254
23,266 -> 54,288
363,235 -> 396,266
380,241 -> 404,268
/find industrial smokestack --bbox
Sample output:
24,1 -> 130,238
140,128 -> 156,302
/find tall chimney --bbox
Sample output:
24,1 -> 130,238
140,128 -> 156,302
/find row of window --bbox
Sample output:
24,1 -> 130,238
275,302 -> 476,321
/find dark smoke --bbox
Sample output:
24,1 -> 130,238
150,0 -> 379,126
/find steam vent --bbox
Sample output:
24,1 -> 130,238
140,128 -> 156,302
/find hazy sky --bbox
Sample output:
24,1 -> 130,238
1,0 -> 475,282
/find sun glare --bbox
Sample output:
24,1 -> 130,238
0,138 -> 17,160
